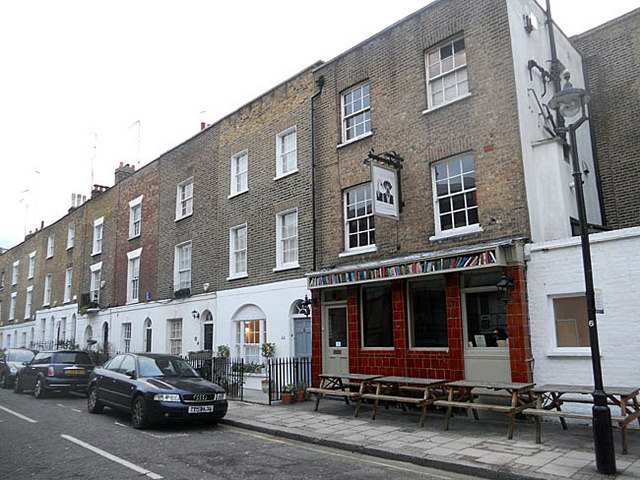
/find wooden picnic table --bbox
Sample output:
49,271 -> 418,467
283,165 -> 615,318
434,380 -> 535,439
308,373 -> 382,412
355,376 -> 448,426
524,384 -> 640,454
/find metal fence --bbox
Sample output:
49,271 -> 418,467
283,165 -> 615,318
267,357 -> 312,404
211,357 -> 244,401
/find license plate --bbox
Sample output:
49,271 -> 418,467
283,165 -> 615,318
188,405 -> 214,414
65,369 -> 84,375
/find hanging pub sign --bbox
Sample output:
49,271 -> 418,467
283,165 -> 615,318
371,162 -> 399,219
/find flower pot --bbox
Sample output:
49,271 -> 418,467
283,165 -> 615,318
294,390 -> 304,402
281,392 -> 293,404
261,379 -> 273,394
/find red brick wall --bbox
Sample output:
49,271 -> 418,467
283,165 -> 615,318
505,265 -> 532,382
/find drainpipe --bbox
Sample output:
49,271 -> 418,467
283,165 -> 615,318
310,75 -> 325,272
545,0 -> 565,132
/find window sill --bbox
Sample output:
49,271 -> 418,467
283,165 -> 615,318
175,213 -> 193,222
91,251 -> 101,257
27,276 -> 33,280
410,347 -> 449,352
128,234 -> 141,241
228,189 -> 249,199
422,93 -> 472,115
546,348 -> 593,357
274,169 -> 299,181
361,347 -> 394,351
429,224 -> 483,242
46,255 -> 53,260
273,264 -> 300,272
66,246 -> 73,250
337,131 -> 373,149
227,273 -> 248,281
339,245 -> 378,258
126,299 -> 139,305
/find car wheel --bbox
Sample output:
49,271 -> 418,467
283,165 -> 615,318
131,396 -> 149,429
13,375 -> 23,394
0,372 -> 6,389
87,385 -> 104,414
34,377 -> 48,399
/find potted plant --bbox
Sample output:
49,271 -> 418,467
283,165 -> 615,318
294,382 -> 306,402
281,383 -> 295,404
216,345 -> 230,358
260,342 -> 275,393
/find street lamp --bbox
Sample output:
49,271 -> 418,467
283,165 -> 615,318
548,71 -> 616,475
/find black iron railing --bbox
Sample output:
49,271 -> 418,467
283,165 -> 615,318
267,357 -> 312,404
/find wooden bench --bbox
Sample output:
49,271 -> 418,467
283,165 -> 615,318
309,373 -> 382,412
307,387 -> 361,400
523,408 -> 630,453
434,400 -> 516,413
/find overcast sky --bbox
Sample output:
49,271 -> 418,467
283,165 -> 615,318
1,0 -> 638,249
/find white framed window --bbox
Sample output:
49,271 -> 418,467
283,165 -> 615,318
64,267 -> 73,303
176,178 -> 194,220
67,224 -> 75,249
229,224 -> 247,279
275,127 -> 297,178
127,248 -> 142,304
343,184 -> 375,253
92,217 -> 104,255
168,319 -> 182,356
431,154 -> 479,237
275,209 -> 298,270
174,241 -> 192,291
230,150 -> 248,196
234,319 -> 265,364
43,274 -> 52,306
25,286 -> 33,319
425,36 -> 468,110
553,296 -> 590,348
122,323 -> 132,353
9,293 -> 17,320
90,262 -> 102,304
28,252 -> 36,279
341,83 -> 371,143
12,261 -> 19,285
46,235 -> 55,258
129,195 -> 143,238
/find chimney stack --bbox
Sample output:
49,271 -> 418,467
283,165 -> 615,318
114,162 -> 136,184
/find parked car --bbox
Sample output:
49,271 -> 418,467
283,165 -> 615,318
87,353 -> 227,429
0,348 -> 37,388
14,350 -> 95,398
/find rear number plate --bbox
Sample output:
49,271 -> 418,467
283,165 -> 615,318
188,405 -> 214,414
65,369 -> 84,375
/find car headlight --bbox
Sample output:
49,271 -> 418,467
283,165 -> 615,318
153,393 -> 181,402
9,366 -> 17,373
217,393 -> 227,401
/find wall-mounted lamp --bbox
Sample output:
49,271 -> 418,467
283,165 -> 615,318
299,294 -> 316,318
192,310 -> 200,320
496,274 -> 515,304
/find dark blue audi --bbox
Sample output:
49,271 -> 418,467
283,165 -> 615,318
87,353 -> 227,429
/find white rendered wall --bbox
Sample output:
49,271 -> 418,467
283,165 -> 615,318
526,227 -> 640,395
507,0 -> 601,242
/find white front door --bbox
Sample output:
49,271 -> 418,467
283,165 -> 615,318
322,304 -> 349,374
462,289 -> 511,382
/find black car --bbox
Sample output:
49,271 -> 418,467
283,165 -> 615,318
87,353 -> 227,429
14,350 -> 94,398
0,348 -> 36,388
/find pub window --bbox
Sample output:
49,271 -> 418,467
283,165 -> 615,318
553,296 -> 589,347
361,285 -> 393,348
408,279 -> 448,348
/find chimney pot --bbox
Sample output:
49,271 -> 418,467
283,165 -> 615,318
120,161 -> 124,167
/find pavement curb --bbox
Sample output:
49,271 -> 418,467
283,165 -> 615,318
221,416 -> 551,480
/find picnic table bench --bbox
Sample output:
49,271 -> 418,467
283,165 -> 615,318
354,376 -> 448,426
523,384 -> 640,454
308,373 -> 382,412
434,380 -> 535,439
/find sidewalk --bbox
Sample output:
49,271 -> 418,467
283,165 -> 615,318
221,397 -> 640,480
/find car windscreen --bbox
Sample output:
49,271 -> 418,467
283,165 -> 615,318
54,352 -> 93,364
137,356 -> 199,378
7,350 -> 35,362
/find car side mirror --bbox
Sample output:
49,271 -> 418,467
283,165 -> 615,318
125,369 -> 136,378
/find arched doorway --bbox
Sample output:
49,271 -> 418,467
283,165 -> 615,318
143,318 -> 152,353
71,314 -> 77,344
201,310 -> 214,352
102,322 -> 109,351
231,304 -> 266,364
84,325 -> 93,347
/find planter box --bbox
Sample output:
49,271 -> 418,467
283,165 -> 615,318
243,373 -> 266,391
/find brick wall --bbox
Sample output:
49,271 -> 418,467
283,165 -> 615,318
573,9 -> 640,229
312,0 -> 530,270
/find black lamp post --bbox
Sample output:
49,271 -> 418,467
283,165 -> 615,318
548,71 -> 616,475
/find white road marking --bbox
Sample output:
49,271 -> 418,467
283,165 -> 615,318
142,432 -> 189,439
57,403 -> 66,408
72,408 -> 82,413
61,434 -> 163,479
114,421 -> 128,427
0,405 -> 38,423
